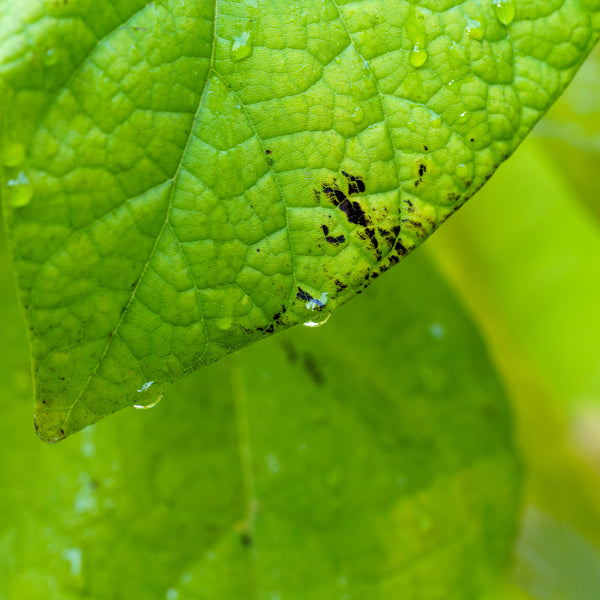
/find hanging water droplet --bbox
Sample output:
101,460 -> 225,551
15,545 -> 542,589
5,171 -> 33,208
133,380 -> 163,410
134,395 -> 163,410
2,142 -> 25,167
303,313 -> 331,328
465,18 -> 484,41
493,0 -> 516,26
409,43 -> 428,68
230,31 -> 253,62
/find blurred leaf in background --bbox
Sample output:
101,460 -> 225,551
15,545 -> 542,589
0,216 -> 520,598
429,44 -> 600,600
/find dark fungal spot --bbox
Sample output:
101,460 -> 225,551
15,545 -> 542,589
406,219 -> 425,232
318,176 -> 369,227
325,234 -> 346,245
334,279 -> 348,292
296,287 -> 313,302
265,149 -> 272,155
338,198 -> 368,226
395,241 -> 408,255
240,533 -> 253,547
322,223 -> 345,244
341,171 -> 366,195
424,145 -> 429,151
419,164 -> 426,177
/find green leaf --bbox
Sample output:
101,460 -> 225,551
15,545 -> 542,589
0,214 -> 520,598
0,0 -> 598,439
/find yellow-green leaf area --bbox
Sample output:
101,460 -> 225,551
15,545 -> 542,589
0,0 -> 598,440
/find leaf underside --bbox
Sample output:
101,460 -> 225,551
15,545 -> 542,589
0,0 -> 598,440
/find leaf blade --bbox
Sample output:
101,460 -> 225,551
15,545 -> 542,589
1,0 -> 598,438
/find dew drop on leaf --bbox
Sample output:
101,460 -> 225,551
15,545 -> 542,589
409,43 -> 428,68
350,104 -> 364,124
303,313 -> 331,328
457,110 -> 470,124
134,395 -> 163,410
133,381 -> 164,410
466,18 -> 484,40
231,31 -> 253,62
5,171 -> 33,207
493,0 -> 516,26
456,163 -> 469,179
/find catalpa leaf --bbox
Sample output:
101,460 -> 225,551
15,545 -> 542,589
0,0 -> 598,440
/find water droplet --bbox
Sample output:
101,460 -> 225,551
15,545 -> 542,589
455,163 -> 469,179
5,171 -> 33,207
134,382 -> 163,409
231,31 -> 253,62
42,47 -> 59,66
457,110 -> 469,124
493,0 -> 516,26
2,142 -> 25,167
137,381 -> 154,393
429,113 -> 442,128
306,291 -> 328,311
166,589 -> 179,600
303,313 -> 331,328
409,43 -> 428,68
350,105 -> 364,124
466,18 -> 484,41
134,395 -> 163,410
